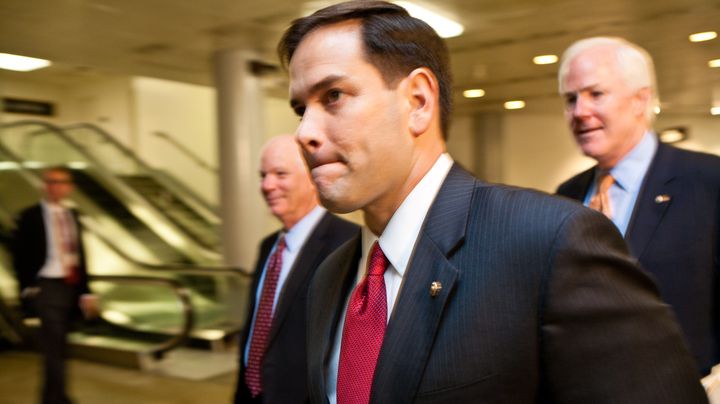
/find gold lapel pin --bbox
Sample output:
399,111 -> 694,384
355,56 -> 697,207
430,281 -> 442,297
654,194 -> 671,204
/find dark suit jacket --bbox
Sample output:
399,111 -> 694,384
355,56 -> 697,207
235,211 -> 359,404
11,203 -> 90,300
557,142 -> 720,373
307,165 -> 706,404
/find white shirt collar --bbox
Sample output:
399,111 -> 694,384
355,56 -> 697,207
362,153 -> 454,278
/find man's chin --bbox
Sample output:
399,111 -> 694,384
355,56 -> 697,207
318,193 -> 358,214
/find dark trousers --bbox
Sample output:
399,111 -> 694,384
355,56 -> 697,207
37,278 -> 76,404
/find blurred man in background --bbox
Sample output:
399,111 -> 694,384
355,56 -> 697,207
235,135 -> 358,403
557,36 -> 720,374
12,166 -> 98,404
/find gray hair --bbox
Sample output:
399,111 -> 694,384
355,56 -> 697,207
558,36 -> 659,123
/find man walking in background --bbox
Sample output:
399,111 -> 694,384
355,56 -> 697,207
556,36 -> 720,374
12,166 -> 98,404
235,135 -> 359,403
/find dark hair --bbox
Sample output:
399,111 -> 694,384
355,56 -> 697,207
278,0 -> 453,138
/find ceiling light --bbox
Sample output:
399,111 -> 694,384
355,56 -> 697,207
712,107 -> 720,116
532,55 -> 558,65
504,100 -> 525,110
689,31 -> 717,42
658,127 -> 688,144
709,59 -> 720,68
463,89 -> 485,98
393,1 -> 464,38
0,53 -> 51,72
654,106 -> 661,114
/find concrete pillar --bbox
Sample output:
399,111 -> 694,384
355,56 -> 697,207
213,49 -> 268,271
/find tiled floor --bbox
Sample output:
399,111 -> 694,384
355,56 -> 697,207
0,349 -> 238,404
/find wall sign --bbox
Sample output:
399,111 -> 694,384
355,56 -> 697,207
3,97 -> 55,116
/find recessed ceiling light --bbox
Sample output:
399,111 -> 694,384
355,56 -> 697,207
393,1 -> 464,38
709,59 -> 720,68
689,31 -> 717,42
654,106 -> 661,114
504,100 -> 525,110
0,53 -> 51,72
712,106 -> 720,116
658,127 -> 687,144
463,89 -> 485,98
532,54 -> 558,65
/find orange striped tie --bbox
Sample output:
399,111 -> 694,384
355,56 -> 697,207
589,172 -> 615,219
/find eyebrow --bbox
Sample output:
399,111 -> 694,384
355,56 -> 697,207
290,74 -> 348,110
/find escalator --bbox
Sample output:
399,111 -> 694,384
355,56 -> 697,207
0,121 -> 219,265
0,143 -> 252,369
62,123 -> 221,252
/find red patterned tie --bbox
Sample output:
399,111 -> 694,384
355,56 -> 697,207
337,241 -> 389,404
245,235 -> 286,397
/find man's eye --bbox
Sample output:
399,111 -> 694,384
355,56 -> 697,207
294,106 -> 306,118
591,91 -> 604,98
565,95 -> 577,105
326,89 -> 342,103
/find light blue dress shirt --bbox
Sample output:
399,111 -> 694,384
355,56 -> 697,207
583,131 -> 658,235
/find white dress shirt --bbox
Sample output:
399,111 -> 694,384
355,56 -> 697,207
326,153 -> 454,403
243,205 -> 327,366
38,200 -> 76,279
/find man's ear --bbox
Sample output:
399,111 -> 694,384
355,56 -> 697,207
406,67 -> 439,137
633,87 -> 652,118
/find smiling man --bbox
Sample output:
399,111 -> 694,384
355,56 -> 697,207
279,2 -> 706,403
235,135 -> 358,404
556,37 -> 720,375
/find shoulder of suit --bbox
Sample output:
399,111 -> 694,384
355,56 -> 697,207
472,181 -> 587,220
556,167 -> 594,194
658,143 -> 720,179
324,212 -> 360,234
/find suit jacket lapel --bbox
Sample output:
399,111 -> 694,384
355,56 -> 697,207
268,213 -> 332,345
307,234 -> 362,403
625,143 -> 675,260
560,168 -> 594,202
371,165 -> 473,403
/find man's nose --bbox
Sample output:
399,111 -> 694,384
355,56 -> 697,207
295,110 -> 323,155
261,176 -> 275,193
573,94 -> 591,117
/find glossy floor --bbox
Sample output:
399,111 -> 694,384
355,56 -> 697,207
0,350 -> 237,404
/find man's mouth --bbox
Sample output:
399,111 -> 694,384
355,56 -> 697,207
574,126 -> 603,136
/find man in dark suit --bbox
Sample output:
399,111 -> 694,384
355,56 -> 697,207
278,2 -> 707,403
12,166 -> 98,404
556,37 -> 720,375
234,135 -> 359,404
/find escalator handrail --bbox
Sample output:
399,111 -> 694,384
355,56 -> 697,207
152,130 -> 218,174
63,123 -> 219,216
81,215 -> 252,277
89,274 -> 193,357
0,120 -> 221,260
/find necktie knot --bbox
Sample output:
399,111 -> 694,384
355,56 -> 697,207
367,242 -> 389,277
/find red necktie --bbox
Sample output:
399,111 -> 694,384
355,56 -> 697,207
337,241 -> 389,404
589,172 -> 615,219
245,235 -> 286,397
